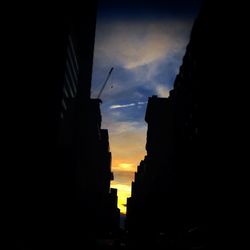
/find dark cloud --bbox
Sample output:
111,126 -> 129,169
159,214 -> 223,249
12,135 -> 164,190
98,0 -> 203,20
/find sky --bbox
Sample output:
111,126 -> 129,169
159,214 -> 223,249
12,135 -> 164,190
91,0 -> 203,215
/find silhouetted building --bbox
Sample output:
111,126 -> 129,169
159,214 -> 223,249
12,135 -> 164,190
8,2 -> 119,248
126,1 -> 236,248
126,96 -> 175,248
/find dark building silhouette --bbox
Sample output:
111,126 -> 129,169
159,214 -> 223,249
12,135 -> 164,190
5,2 -> 120,248
59,96 -> 120,247
126,96 -> 175,248
126,1 -> 240,248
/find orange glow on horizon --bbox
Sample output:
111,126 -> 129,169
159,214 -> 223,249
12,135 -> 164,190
118,163 -> 134,170
110,149 -> 146,214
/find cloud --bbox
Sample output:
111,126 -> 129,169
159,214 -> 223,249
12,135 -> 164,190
156,84 -> 170,97
91,19 -> 192,102
94,19 -> 191,70
101,120 -> 147,167
110,103 -> 136,109
109,127 -> 147,165
113,170 -> 135,183
105,121 -> 143,135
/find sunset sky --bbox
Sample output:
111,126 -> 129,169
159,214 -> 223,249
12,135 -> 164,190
91,0 -> 202,214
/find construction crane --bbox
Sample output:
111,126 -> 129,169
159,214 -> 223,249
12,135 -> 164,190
97,67 -> 114,100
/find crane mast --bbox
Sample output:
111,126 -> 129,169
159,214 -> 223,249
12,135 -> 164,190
97,67 -> 114,99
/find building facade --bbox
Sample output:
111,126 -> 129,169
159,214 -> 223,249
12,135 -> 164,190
9,2 -> 120,248
126,1 -> 225,248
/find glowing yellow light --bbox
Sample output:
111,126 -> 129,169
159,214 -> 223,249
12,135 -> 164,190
118,163 -> 134,170
107,124 -> 147,215
111,183 -> 131,215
